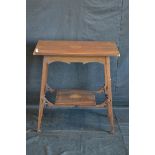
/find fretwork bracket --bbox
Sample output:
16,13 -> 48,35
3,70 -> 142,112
96,84 -> 106,94
41,96 -> 54,107
44,56 -> 106,65
96,94 -> 111,108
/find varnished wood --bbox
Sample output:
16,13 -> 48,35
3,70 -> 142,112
34,40 -> 120,133
44,56 -> 106,64
55,90 -> 96,106
104,57 -> 114,133
37,57 -> 48,132
33,40 -> 120,57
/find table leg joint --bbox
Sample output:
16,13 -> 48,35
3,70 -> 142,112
41,96 -> 54,107
96,93 -> 111,108
96,84 -> 105,94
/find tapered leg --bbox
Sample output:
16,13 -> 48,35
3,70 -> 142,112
104,56 -> 115,133
37,57 -> 48,132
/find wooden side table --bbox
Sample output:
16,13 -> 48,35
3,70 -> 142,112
33,40 -> 120,133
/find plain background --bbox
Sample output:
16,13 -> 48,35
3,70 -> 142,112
0,0 -> 155,155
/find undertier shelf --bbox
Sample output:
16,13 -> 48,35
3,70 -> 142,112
55,90 -> 96,106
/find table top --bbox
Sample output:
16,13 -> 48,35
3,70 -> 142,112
33,40 -> 120,57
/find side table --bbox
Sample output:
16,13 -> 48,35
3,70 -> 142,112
33,40 -> 120,133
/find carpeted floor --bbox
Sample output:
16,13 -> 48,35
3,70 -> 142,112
26,108 -> 128,155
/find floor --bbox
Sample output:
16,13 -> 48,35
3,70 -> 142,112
114,108 -> 129,150
26,107 -> 129,155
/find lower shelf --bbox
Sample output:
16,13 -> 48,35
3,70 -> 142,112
55,89 -> 96,106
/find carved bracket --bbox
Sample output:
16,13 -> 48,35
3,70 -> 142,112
96,85 -> 106,94
96,94 -> 111,108
42,96 -> 54,107
44,56 -> 106,65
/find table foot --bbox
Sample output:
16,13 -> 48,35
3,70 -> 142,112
37,129 -> 42,133
109,127 -> 115,134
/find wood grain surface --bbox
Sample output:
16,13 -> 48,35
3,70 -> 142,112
33,40 -> 120,56
55,90 -> 96,106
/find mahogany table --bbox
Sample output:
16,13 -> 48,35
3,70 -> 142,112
33,40 -> 120,133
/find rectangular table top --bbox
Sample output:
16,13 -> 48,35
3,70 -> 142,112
33,40 -> 120,57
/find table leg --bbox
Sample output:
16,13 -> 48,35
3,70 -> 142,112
104,57 -> 115,133
37,57 -> 48,132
